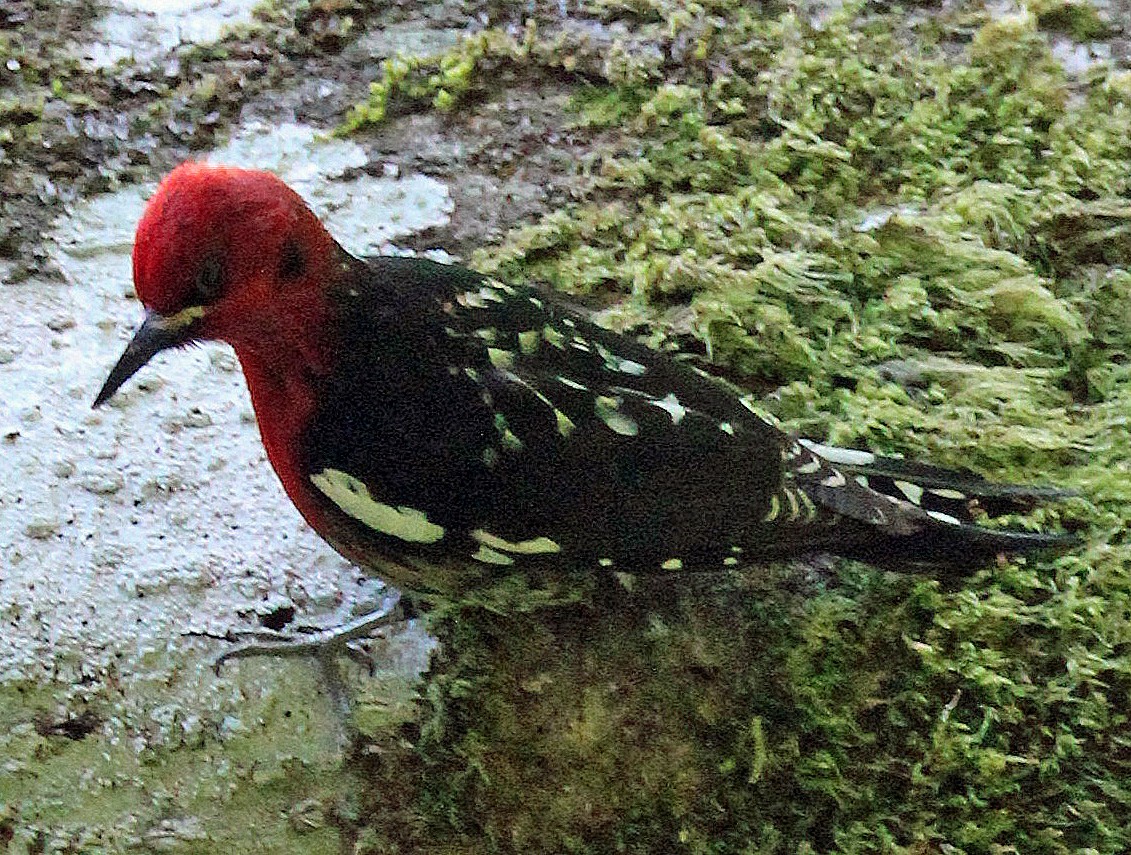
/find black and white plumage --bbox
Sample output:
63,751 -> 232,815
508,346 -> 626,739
290,255 -> 1071,593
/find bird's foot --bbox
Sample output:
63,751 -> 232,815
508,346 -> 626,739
187,592 -> 405,674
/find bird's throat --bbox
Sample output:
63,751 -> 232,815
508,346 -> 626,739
232,332 -> 332,534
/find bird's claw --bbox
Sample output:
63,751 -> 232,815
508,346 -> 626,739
186,594 -> 405,674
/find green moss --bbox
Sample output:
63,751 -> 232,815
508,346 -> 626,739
1024,0 -> 1110,41
342,1 -> 1131,851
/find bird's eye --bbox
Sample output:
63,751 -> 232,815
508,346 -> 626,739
278,239 -> 306,282
194,256 -> 225,303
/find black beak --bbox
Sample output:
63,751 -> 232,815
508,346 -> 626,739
92,309 -> 202,408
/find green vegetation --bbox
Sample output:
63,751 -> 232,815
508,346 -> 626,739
1024,0 -> 1110,41
342,2 -> 1131,852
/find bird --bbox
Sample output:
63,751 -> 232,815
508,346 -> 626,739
94,163 -> 1074,622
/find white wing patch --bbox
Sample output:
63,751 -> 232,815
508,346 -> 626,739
798,439 -> 876,466
650,392 -> 687,425
895,479 -> 924,505
927,510 -> 963,526
594,342 -> 647,376
472,529 -> 562,555
595,395 -> 639,436
472,545 -> 514,565
311,469 -> 445,543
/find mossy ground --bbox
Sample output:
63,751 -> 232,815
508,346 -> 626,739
340,1 -> 1131,852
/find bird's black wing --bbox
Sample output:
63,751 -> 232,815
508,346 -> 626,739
301,256 -> 1070,583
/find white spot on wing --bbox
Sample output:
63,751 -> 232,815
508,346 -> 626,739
651,393 -> 687,425
557,376 -> 588,391
487,348 -> 514,369
595,342 -> 647,375
927,510 -> 963,526
798,490 -> 817,519
740,396 -> 781,426
799,439 -> 876,467
457,290 -> 488,309
895,480 -> 924,505
555,409 -> 576,438
472,545 -> 515,565
472,530 -> 562,555
595,396 -> 638,437
543,325 -> 566,349
311,469 -> 444,543
478,285 -> 505,303
517,330 -> 540,354
494,413 -> 523,450
783,488 -> 800,520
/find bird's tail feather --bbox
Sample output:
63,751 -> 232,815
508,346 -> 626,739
798,439 -> 1077,522
839,521 -> 1079,574
794,440 -> 1078,572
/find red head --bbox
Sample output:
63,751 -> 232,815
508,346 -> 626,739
94,163 -> 342,407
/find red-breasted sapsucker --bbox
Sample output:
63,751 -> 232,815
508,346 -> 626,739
94,163 -> 1074,599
